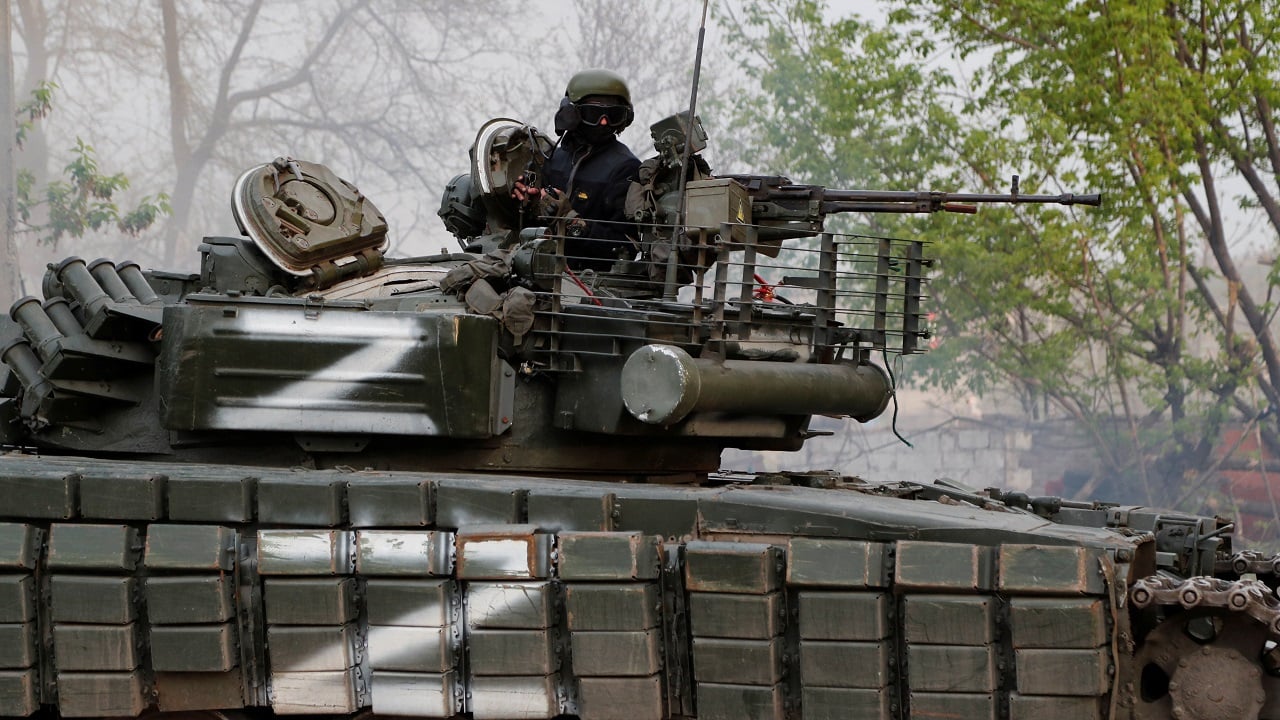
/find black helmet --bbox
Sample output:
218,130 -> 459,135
438,173 -> 486,243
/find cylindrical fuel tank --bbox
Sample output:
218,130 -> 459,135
620,344 -> 892,426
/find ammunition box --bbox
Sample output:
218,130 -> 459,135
578,675 -> 664,720
1009,693 -> 1103,720
257,530 -> 355,576
895,541 -> 993,591
367,625 -> 455,672
0,623 -> 36,668
0,473 -> 77,520
798,592 -> 891,641
787,538 -> 888,588
527,488 -> 614,533
144,524 -> 237,571
52,624 -> 141,671
1009,598 -> 1108,648
357,529 -> 454,577
263,578 -> 358,625
347,477 -> 433,528
435,481 -> 523,527
366,578 -> 456,627
800,641 -> 892,689
612,493 -> 699,540
468,629 -> 558,676
79,473 -> 165,520
370,670 -> 460,717
802,687 -> 892,720
47,524 -> 138,571
696,682 -> 784,720
909,692 -> 995,720
466,581 -> 555,629
685,542 -> 782,594
0,575 -> 34,623
51,576 -> 137,624
907,645 -> 997,692
269,669 -> 360,715
257,474 -> 347,526
0,669 -> 38,717
150,624 -> 238,672
903,595 -> 997,646
265,625 -> 357,672
565,583 -> 659,631
999,544 -> 1108,595
470,674 -> 561,720
690,592 -> 783,639
1014,648 -> 1110,696
571,629 -> 662,676
56,671 -> 147,718
145,575 -> 237,625
456,526 -> 551,580
166,475 -> 257,523
692,637 -> 784,685
685,178 -> 752,245
0,525 -> 38,570
558,531 -> 659,580
155,670 -> 247,711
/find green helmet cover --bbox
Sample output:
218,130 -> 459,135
566,69 -> 632,105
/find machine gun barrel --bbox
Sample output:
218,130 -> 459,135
817,188 -> 1101,214
722,173 -> 1101,223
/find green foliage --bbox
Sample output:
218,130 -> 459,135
15,81 -> 55,149
13,87 -> 170,248
725,0 -> 1280,508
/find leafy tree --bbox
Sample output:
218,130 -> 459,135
12,84 -> 169,275
723,0 -> 1280,518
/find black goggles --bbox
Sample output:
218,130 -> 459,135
577,103 -> 629,127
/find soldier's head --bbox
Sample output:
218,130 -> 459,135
555,69 -> 634,140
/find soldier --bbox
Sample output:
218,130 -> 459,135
513,69 -> 642,271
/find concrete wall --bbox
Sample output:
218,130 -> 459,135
722,388 -> 1100,497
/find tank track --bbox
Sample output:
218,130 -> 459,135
1130,575 -> 1280,720
1221,551 -> 1280,579
1131,575 -> 1280,634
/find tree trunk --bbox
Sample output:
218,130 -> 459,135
1,0 -> 20,308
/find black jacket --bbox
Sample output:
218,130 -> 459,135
543,134 -> 641,270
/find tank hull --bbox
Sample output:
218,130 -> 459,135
1,451 -> 1275,720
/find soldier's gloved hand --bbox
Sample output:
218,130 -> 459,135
538,188 -> 566,218
512,177 -> 546,202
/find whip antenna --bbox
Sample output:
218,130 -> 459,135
670,0 -> 712,297
675,0 -> 716,237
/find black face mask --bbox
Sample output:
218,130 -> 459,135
575,123 -> 618,146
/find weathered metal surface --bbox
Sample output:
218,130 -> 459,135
146,575 -> 236,624
150,625 -> 238,672
264,578 -> 358,625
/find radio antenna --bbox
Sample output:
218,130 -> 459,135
669,0 -> 712,298
675,0 -> 716,230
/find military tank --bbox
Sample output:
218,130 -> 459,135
0,112 -> 1274,720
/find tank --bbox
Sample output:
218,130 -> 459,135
0,115 -> 1273,720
